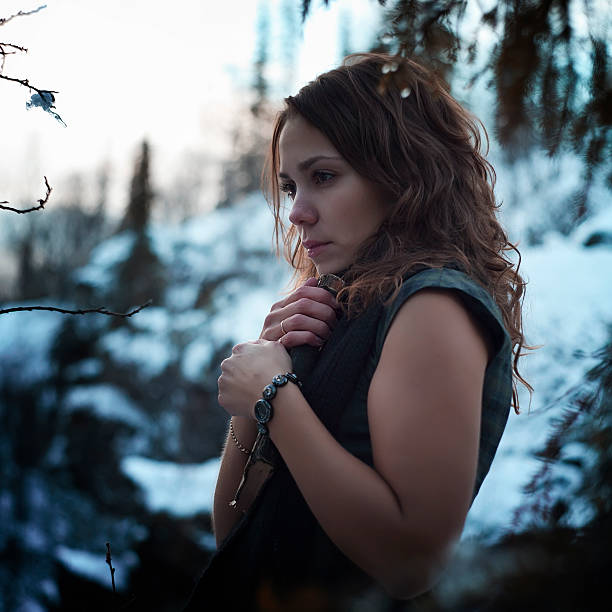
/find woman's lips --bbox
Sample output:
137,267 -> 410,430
303,240 -> 331,258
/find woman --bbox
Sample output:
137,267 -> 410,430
185,53 -> 528,611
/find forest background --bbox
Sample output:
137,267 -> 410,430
1,1 -> 610,610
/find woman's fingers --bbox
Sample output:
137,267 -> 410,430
279,329 -> 325,349
283,282 -> 341,313
286,297 -> 338,327
269,300 -> 338,344
260,278 -> 341,342
279,312 -> 331,342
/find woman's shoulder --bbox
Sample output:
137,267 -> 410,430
376,267 -> 510,358
370,266 -> 513,501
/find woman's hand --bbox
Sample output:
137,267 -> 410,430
218,339 -> 292,418
260,277 -> 341,348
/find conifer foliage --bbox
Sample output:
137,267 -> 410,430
218,1 -> 276,208
121,141 -> 154,234
115,140 -> 165,311
302,0 -> 611,186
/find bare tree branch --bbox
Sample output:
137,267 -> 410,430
105,542 -> 117,595
0,41 -> 26,72
0,42 -> 27,53
0,300 -> 153,317
0,176 -> 52,212
0,5 -> 51,96
0,7 -> 56,99
0,73 -> 58,96
0,5 -> 47,27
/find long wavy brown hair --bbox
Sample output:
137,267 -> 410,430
263,52 -> 530,412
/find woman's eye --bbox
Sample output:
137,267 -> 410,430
314,171 -> 334,184
279,182 -> 296,199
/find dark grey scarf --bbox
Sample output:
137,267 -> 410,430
183,299 -> 384,611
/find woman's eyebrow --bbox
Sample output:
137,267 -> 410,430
279,155 -> 343,178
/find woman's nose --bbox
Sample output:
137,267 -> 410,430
288,192 -> 318,226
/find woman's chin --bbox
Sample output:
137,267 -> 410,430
315,264 -> 343,277
313,258 -> 350,277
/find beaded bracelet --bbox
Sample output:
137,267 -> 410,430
254,372 -> 302,435
229,419 -> 251,456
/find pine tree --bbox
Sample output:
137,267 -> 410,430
114,141 -> 165,311
217,1 -> 274,208
120,140 -> 153,234
251,0 -> 270,119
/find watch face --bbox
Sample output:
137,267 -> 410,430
254,399 -> 273,424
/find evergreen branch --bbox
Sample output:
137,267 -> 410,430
301,0 -> 386,20
0,300 -> 152,317
0,176 -> 51,212
0,5 -> 47,27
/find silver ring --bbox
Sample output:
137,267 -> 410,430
280,319 -> 287,336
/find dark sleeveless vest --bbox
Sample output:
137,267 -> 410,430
184,268 -> 512,611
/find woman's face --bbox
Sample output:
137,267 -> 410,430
278,114 -> 389,275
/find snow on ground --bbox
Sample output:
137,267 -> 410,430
120,456 -> 220,517
0,307 -> 65,385
165,282 -> 201,312
464,211 -> 612,539
173,193 -> 278,282
128,306 -> 171,334
572,204 -> 612,247
74,233 -> 136,291
62,384 -> 151,429
209,277 -> 287,346
64,358 -> 104,380
179,193 -> 274,251
101,328 -> 176,379
181,336 -> 215,382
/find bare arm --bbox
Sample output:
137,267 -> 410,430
263,289 -> 487,598
212,416 -> 257,547
212,278 -> 339,546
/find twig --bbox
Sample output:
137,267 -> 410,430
0,7 -> 55,99
0,300 -> 153,317
0,176 -> 52,212
0,5 -> 47,27
0,42 -> 28,53
0,42 -> 27,72
0,73 -> 58,97
105,542 -> 117,595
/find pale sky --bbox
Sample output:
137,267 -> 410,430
0,0 -> 384,216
